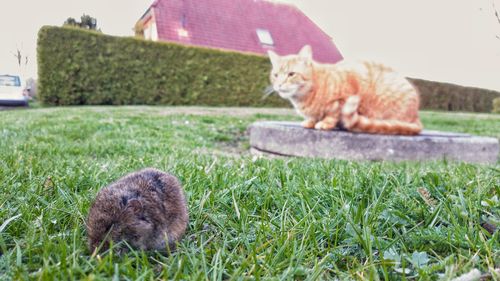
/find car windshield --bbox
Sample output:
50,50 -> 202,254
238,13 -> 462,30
0,75 -> 21,87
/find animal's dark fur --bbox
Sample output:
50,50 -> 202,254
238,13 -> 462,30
86,168 -> 189,253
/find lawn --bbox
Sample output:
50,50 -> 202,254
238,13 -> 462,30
0,106 -> 498,280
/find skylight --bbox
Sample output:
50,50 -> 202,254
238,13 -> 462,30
256,29 -> 274,46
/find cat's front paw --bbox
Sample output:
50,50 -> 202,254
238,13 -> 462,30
301,120 -> 316,129
314,121 -> 336,130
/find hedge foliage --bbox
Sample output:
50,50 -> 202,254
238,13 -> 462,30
38,26 -> 500,112
37,26 -> 288,107
408,78 -> 500,113
492,97 -> 500,114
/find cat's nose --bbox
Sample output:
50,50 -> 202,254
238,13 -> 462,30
278,85 -> 289,92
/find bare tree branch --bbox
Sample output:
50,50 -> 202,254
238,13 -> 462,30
10,47 -> 29,67
492,1 -> 500,40
494,0 -> 500,24
11,49 -> 21,67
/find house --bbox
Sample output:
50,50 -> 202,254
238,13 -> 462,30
135,0 -> 343,63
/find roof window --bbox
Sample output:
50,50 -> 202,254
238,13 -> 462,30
256,29 -> 274,46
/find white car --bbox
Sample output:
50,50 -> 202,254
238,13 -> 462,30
0,74 -> 29,106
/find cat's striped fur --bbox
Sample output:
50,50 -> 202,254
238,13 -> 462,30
268,45 -> 422,135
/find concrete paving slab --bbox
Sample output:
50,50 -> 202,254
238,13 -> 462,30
249,121 -> 499,164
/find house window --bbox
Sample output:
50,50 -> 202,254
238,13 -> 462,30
256,29 -> 274,46
144,22 -> 158,41
150,22 -> 158,41
144,25 -> 151,40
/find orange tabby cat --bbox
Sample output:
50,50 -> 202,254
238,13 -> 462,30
268,45 -> 423,135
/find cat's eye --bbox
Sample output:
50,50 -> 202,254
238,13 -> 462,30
273,73 -> 278,78
288,72 -> 296,77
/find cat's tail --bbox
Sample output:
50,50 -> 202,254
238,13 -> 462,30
342,97 -> 423,135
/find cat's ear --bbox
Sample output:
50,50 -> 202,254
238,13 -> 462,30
298,45 -> 313,61
267,50 -> 280,67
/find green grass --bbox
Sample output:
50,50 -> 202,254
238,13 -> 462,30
0,106 -> 498,280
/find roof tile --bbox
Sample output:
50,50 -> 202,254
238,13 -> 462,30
147,0 -> 343,63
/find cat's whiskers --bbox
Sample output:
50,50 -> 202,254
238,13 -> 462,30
261,85 -> 277,100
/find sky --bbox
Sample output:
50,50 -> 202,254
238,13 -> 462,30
1,0 -> 500,91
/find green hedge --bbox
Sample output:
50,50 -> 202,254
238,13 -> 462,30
492,97 -> 500,114
408,78 -> 500,113
38,26 -> 500,112
37,26 -> 288,107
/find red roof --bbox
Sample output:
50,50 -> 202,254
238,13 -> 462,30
144,0 -> 343,63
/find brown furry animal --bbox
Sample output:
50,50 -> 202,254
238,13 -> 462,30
268,45 -> 423,135
86,168 -> 189,253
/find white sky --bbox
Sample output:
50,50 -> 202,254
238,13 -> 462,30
1,0 -> 499,91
